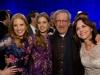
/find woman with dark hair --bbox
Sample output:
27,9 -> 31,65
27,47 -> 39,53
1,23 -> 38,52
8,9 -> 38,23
73,17 -> 100,75
30,12 -> 52,75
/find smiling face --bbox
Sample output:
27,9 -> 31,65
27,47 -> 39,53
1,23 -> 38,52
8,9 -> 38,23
76,20 -> 93,41
13,18 -> 26,38
55,12 -> 70,34
37,16 -> 49,33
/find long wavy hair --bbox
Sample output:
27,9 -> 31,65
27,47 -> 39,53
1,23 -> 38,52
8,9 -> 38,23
34,12 -> 50,49
10,13 -> 29,47
73,17 -> 97,45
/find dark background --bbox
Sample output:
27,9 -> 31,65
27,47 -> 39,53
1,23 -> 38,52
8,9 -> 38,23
0,0 -> 100,29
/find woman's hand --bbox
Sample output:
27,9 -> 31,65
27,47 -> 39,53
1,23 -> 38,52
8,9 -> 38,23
0,66 -> 18,75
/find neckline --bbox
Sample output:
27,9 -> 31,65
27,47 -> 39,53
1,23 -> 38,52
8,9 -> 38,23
82,41 -> 100,51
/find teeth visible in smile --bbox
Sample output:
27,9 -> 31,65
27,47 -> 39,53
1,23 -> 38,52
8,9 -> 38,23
80,32 -> 86,36
17,31 -> 22,33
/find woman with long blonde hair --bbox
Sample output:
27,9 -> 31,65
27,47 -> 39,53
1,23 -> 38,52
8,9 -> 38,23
0,13 -> 33,75
30,12 -> 52,75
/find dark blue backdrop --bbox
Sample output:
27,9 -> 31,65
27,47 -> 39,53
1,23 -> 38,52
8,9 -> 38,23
0,0 -> 100,29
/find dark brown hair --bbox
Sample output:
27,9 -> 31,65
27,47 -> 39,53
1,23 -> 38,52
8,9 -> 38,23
73,17 -> 97,44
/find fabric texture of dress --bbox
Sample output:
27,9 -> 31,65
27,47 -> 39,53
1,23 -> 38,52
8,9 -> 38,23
30,35 -> 52,75
0,36 -> 32,75
80,42 -> 100,75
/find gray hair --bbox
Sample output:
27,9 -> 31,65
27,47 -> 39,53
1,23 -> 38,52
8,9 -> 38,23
53,9 -> 71,21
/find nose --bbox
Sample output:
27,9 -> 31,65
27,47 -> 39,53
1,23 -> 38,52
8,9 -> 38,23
17,25 -> 21,30
39,23 -> 43,27
79,28 -> 84,33
59,21 -> 64,26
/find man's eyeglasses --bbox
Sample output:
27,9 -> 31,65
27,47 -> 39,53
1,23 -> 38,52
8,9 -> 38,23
55,20 -> 68,23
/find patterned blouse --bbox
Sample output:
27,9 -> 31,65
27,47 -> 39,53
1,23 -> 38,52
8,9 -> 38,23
29,35 -> 52,75
0,36 -> 33,75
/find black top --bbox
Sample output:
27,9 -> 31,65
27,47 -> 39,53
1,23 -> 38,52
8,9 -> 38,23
0,22 -> 8,69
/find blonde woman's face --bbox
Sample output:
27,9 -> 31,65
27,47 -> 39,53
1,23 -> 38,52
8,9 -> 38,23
13,18 -> 26,38
37,17 -> 49,33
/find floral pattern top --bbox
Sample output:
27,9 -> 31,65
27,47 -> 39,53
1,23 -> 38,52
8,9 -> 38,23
29,35 -> 52,75
0,36 -> 33,75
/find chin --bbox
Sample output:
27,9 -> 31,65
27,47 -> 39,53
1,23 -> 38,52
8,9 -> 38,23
17,34 -> 24,37
40,30 -> 47,33
80,37 -> 87,40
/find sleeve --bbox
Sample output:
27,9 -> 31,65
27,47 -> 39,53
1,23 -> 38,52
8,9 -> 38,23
0,37 -> 12,49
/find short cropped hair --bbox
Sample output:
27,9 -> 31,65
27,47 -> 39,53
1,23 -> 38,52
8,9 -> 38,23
53,9 -> 71,21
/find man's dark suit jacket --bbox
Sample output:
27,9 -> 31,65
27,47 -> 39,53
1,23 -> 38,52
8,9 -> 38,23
50,26 -> 84,75
28,25 -> 34,36
0,22 -> 8,69
0,22 -> 8,39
